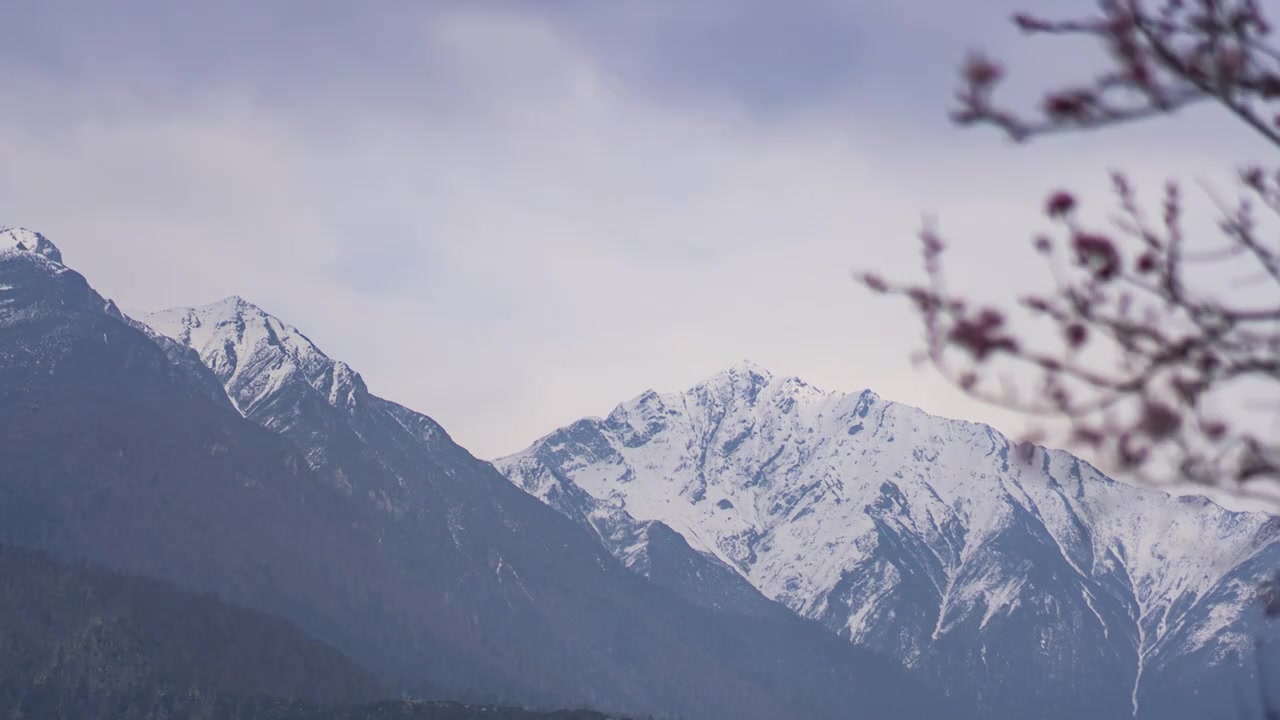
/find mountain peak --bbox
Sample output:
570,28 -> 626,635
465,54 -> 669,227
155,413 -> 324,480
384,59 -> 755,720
216,294 -> 251,307
687,361 -> 834,412
207,294 -> 269,319
0,228 -> 63,265
140,297 -> 368,420
723,359 -> 772,380
500,368 -> 1280,719
693,360 -> 774,397
146,296 -> 326,359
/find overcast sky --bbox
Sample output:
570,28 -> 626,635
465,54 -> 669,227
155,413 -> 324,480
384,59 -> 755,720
1,0 -> 1267,460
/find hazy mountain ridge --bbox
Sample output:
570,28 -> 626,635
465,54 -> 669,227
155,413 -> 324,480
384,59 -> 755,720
498,361 -> 1280,719
11,224 -> 1270,719
0,229 -> 961,720
135,293 -> 957,720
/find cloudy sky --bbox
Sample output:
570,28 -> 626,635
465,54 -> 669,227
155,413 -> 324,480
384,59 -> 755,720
1,0 -> 1265,459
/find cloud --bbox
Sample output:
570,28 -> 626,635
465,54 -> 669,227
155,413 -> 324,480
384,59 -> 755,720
1,3 -> 1267,462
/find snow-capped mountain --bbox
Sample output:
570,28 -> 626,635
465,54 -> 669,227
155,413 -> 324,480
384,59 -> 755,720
144,298 -> 387,489
0,230 -> 966,720
498,361 -> 1280,720
130,293 -> 962,719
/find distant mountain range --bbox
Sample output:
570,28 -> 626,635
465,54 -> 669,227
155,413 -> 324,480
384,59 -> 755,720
497,361 -> 1280,720
0,228 -> 956,720
4,226 -> 1276,719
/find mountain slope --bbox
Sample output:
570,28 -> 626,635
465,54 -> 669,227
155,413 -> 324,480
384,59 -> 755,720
0,543 -> 383,719
0,546 -> 624,720
0,541 -> 625,720
0,229 -> 961,720
498,361 -> 1280,720
139,294 -> 963,720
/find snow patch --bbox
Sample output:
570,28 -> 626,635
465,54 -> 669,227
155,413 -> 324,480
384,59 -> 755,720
0,228 -> 63,264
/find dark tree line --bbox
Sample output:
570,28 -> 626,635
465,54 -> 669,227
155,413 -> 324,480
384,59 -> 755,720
0,543 -> 622,720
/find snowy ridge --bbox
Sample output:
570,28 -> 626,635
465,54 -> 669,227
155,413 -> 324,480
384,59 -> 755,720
140,298 -> 398,498
143,297 -> 361,419
498,361 -> 1280,719
0,228 -> 63,265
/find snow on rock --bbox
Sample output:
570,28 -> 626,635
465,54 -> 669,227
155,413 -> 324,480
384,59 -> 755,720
139,297 -> 436,517
142,297 -> 361,420
0,228 -> 64,265
498,362 -> 1280,719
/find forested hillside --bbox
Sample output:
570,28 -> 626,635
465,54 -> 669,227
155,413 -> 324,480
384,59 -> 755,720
0,544 -> 620,720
